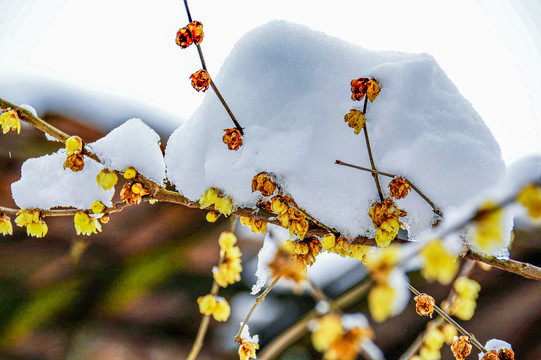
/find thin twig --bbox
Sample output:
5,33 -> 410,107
235,275 -> 281,342
362,122 -> 384,202
406,282 -> 487,353
335,159 -> 442,216
0,202 -> 131,217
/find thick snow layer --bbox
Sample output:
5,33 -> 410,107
165,21 -> 505,239
11,150 -> 114,210
89,118 -> 165,184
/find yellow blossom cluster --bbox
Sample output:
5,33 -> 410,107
450,277 -> 481,321
15,209 -> 48,238
364,246 -> 402,322
213,232 -> 242,287
471,201 -> 505,254
321,233 -> 370,263
120,182 -> 150,205
311,313 -> 374,360
62,135 -> 86,172
517,183 -> 541,220
240,216 -> 267,234
284,237 -> 322,267
96,169 -> 118,191
420,239 -> 459,285
0,109 -> 21,134
368,198 -> 407,247
197,294 -> 231,321
251,172 -> 278,197
419,325 -> 446,360
199,187 -> 234,216
0,215 -> 13,236
343,109 -> 366,135
271,195 -> 309,240
74,211 -> 102,236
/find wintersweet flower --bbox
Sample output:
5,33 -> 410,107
471,201 -> 505,253
321,233 -> 336,250
289,217 -> 309,240
223,128 -> 243,150
63,153 -> 85,172
176,21 -> 203,48
325,236 -> 369,262
375,217 -> 400,247
196,294 -> 231,322
218,231 -> 237,253
441,324 -> 458,345
26,219 -> 48,238
389,177 -> 410,199
91,200 -> 106,214
251,172 -> 277,197
270,196 -> 289,215
199,187 -> 219,209
238,339 -> 259,360
187,21 -> 204,45
454,277 -> 481,299
311,313 -> 343,352
343,109 -> 366,135
366,78 -> 381,102
451,297 -> 477,321
451,277 -> 480,320
206,211 -> 219,223
214,195 -> 233,216
350,77 -> 369,101
268,248 -> 307,283
369,198 -> 406,247
517,183 -> 541,220
420,239 -> 459,284
414,293 -> 435,318
65,135 -> 83,156
451,336 -> 472,360
240,216 -> 267,234
365,245 -> 401,284
288,237 -> 322,267
324,326 -> 371,360
424,327 -> 446,351
0,109 -> 21,134
96,169 -> 118,190
123,166 -> 137,179
190,69 -> 211,92
197,294 -> 216,315
368,283 -> 395,322
0,215 -> 13,235
14,209 -> 40,227
74,211 -> 102,236
213,246 -> 242,287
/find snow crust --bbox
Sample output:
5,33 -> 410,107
166,21 -> 505,240
89,118 -> 165,184
11,150 -> 114,210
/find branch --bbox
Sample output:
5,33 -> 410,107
461,249 -> 541,281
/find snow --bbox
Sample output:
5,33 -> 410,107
251,230 -> 279,295
239,323 -> 259,344
88,118 -> 166,184
478,339 -> 512,359
11,149 -> 114,210
165,20 -> 505,241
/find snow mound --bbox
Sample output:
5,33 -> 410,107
165,21 -> 504,239
11,150 -> 114,210
89,118 -> 165,184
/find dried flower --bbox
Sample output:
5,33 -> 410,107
344,109 -> 366,135
414,293 -> 435,318
481,351 -> 499,360
187,21 -> 204,45
324,326 -> 369,360
498,348 -> 514,360
74,211 -> 102,236
517,183 -> 541,220
63,153 -> 85,172
251,172 -> 277,196
451,336 -> 472,360
65,135 -> 83,156
240,216 -> 267,234
176,21 -> 204,48
190,69 -> 211,92
389,177 -> 410,199
96,169 -> 118,190
0,109 -> 21,134
91,200 -> 106,214
287,237 -> 322,267
368,198 -> 406,247
100,214 -> 110,224
120,183 -> 145,205
223,128 -> 243,150
350,77 -> 369,101
366,78 -> 380,102
206,211 -> 219,223
123,166 -> 137,179
0,215 -> 13,236
420,239 -> 459,285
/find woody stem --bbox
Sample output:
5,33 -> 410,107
361,97 -> 384,201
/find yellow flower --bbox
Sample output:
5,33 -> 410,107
238,340 -> 259,360
348,244 -> 370,262
321,233 -> 336,250
344,109 -> 366,135
441,324 -> 458,345
365,245 -> 401,284
454,277 -> 481,299
471,201 -> 505,253
268,248 -> 307,283
74,211 -> 102,236
311,313 -> 343,352
213,246 -> 242,287
14,209 -> 40,227
96,169 -> 118,191
451,277 -> 480,321
212,297 -> 231,321
451,297 -> 477,321
0,215 -> 13,235
323,326 -> 371,360
0,109 -> 21,134
419,345 -> 441,360
375,217 -> 399,247
517,184 -> 541,220
215,196 -> 233,216
197,294 -> 217,315
240,216 -> 267,234
420,239 -> 459,284
199,187 -> 219,209
289,218 -> 309,240
251,172 -> 277,197
65,135 -> 83,156
218,231 -> 237,252
123,166 -> 137,179
270,196 -> 288,215
26,219 -> 48,238
91,200 -> 106,214
423,327 -> 445,351
366,78 -> 381,102
206,211 -> 219,222
368,284 -> 395,322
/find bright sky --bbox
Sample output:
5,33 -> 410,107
0,0 -> 539,162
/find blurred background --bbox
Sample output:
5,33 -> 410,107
1,1 -> 540,359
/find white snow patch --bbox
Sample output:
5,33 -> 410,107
11,149 -> 114,209
19,104 -> 37,117
89,118 -> 165,184
251,231 -> 278,295
239,323 -> 259,344
478,339 -> 512,359
165,21 -> 504,240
